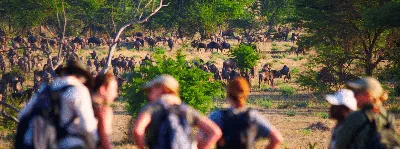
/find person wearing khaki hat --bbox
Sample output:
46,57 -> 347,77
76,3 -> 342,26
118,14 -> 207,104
133,74 -> 222,149
334,77 -> 399,149
325,89 -> 357,149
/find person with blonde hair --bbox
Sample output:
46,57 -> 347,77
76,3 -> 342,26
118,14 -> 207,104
132,74 -> 222,149
209,77 -> 283,149
335,77 -> 400,149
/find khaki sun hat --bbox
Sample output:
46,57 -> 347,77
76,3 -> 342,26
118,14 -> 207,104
325,89 -> 357,111
143,74 -> 179,93
346,77 -> 384,99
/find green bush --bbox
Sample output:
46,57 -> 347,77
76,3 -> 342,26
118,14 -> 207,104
277,102 -> 293,109
286,110 -> 297,116
298,56 -> 305,60
272,43 -> 277,46
292,57 -> 299,61
261,84 -> 271,91
154,47 -> 166,55
280,85 -> 296,97
273,59 -> 279,63
229,44 -> 260,72
255,98 -> 273,109
296,101 -> 312,108
316,112 -> 329,119
271,47 -> 280,51
122,50 -> 225,116
291,67 -> 300,75
284,43 -> 290,47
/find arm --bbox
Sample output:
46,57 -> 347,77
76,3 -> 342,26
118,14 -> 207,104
133,112 -> 151,149
96,106 -> 113,149
196,116 -> 222,149
265,127 -> 283,149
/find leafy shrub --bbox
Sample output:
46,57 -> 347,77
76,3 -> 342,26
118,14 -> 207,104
280,85 -> 296,97
122,50 -> 225,116
154,47 -> 166,55
277,102 -> 293,109
298,56 -> 305,60
316,112 -> 329,119
254,98 -> 273,109
291,67 -> 300,75
285,48 -> 291,51
296,101 -> 312,108
284,43 -> 290,47
292,57 -> 299,61
261,84 -> 271,91
300,128 -> 312,135
286,110 -> 297,116
272,43 -> 277,46
229,44 -> 260,72
273,59 -> 279,63
271,47 -> 280,51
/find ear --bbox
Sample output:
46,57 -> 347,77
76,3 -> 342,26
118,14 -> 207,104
99,85 -> 107,96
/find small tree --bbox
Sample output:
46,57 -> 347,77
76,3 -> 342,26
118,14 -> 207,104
229,43 -> 260,73
122,50 -> 225,116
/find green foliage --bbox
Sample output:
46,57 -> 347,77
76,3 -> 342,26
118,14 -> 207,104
122,50 -> 225,116
277,102 -> 293,109
291,67 -> 299,75
295,101 -> 312,108
316,112 -> 329,119
300,128 -> 312,135
272,43 -> 277,46
229,44 -> 260,72
284,43 -> 290,47
271,47 -> 280,51
254,98 -> 273,109
154,47 -> 166,55
286,110 -> 296,116
279,85 -> 296,97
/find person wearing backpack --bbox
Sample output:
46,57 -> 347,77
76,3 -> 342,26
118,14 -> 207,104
92,72 -> 119,149
209,77 -> 283,149
16,60 -> 98,149
335,77 -> 400,149
132,74 -> 222,149
325,89 -> 357,149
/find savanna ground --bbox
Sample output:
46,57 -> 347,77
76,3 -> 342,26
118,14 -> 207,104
1,39 -> 400,149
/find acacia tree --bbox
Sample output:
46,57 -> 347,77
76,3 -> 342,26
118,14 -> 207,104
101,0 -> 169,74
294,0 -> 394,76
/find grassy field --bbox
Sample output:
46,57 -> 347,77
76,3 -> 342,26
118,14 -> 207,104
1,40 -> 399,149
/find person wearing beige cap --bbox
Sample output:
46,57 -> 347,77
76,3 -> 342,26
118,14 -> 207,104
132,75 -> 222,149
334,77 -> 400,149
325,89 -> 357,149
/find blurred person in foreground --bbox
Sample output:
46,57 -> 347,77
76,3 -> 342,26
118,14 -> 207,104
132,74 -> 222,149
209,77 -> 283,149
92,72 -> 118,149
325,89 -> 357,149
16,60 -> 98,149
335,77 -> 400,149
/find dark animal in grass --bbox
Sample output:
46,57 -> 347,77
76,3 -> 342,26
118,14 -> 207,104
259,70 -> 281,88
11,88 -> 33,103
134,40 -> 142,51
145,37 -> 156,51
296,45 -> 305,56
280,65 -> 291,83
167,39 -> 174,51
206,41 -> 221,52
88,37 -> 102,47
191,40 -> 207,52
220,41 -> 231,52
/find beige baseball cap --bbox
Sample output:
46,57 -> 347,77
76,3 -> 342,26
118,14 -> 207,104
142,74 -> 179,93
325,89 -> 357,111
346,77 -> 384,99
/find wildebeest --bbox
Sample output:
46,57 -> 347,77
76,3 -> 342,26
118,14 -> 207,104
134,39 -> 142,51
145,37 -> 156,51
296,45 -> 305,56
88,37 -> 102,47
280,65 -> 291,82
259,70 -> 280,88
206,41 -> 221,52
220,41 -> 231,52
167,38 -> 174,51
191,40 -> 207,52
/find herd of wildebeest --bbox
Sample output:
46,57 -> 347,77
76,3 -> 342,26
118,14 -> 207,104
0,27 -> 307,103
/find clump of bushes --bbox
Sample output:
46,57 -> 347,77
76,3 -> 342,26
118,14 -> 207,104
296,101 -> 312,108
286,110 -> 297,116
279,85 -> 296,97
254,98 -> 273,109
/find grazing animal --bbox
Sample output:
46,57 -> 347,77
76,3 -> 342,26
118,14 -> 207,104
167,38 -> 174,51
191,40 -> 207,52
220,41 -> 231,52
206,41 -> 221,52
280,65 -> 291,82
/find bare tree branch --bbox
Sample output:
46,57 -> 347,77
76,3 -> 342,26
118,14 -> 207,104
100,0 -> 168,74
0,101 -> 20,113
1,111 -> 18,123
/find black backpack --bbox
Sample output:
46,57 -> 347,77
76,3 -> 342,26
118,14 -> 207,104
153,103 -> 193,149
15,85 -> 77,149
217,108 -> 258,149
